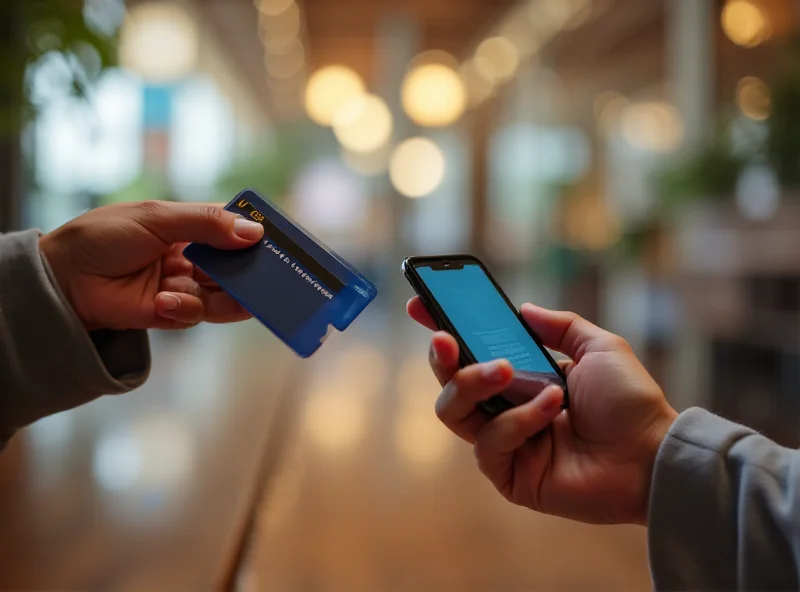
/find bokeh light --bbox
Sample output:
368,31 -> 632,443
265,40 -> 305,80
475,36 -> 520,83
304,65 -> 366,126
341,144 -> 391,177
621,101 -> 684,152
119,2 -> 199,83
407,49 -> 461,71
736,164 -> 780,221
721,0 -> 770,48
93,415 -> 195,496
292,158 -> 368,233
389,137 -> 446,198
303,386 -> 367,454
594,91 -> 629,134
401,62 -> 466,127
258,2 -> 302,53
736,76 -> 771,121
332,93 -> 393,154
460,58 -> 496,107
564,195 -> 621,251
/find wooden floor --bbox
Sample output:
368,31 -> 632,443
238,305 -> 653,592
0,304 -> 652,591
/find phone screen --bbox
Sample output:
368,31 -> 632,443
416,264 -> 560,382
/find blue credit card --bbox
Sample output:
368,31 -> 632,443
183,190 -> 378,357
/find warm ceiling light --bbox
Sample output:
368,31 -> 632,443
332,93 -> 393,154
475,36 -> 520,83
722,0 -> 770,48
119,2 -> 199,83
407,49 -> 460,71
401,63 -> 466,127
501,11 -> 541,58
304,65 -> 365,126
266,55 -> 304,80
736,76 -> 771,120
265,39 -> 305,80
266,36 -> 303,58
389,137 -> 446,198
621,101 -> 684,152
254,0 -> 294,17
258,2 -> 301,51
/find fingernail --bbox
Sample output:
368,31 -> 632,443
234,218 -> 264,241
161,294 -> 181,310
483,360 -> 509,383
161,293 -> 180,311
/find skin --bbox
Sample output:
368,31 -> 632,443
39,200 -> 264,332
407,297 -> 679,526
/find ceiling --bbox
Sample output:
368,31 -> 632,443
301,0 -> 518,85
191,0 -> 517,117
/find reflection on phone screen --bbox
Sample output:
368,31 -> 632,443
417,264 -> 563,404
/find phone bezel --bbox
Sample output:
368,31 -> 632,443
403,254 -> 569,414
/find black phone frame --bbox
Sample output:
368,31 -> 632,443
402,254 -> 569,416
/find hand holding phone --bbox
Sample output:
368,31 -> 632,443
408,297 -> 677,526
402,255 -> 568,415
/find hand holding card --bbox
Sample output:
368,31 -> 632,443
183,190 -> 377,357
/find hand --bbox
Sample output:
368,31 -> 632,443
407,297 -> 678,526
40,201 -> 264,332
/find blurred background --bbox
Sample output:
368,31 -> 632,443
1,0 -> 799,589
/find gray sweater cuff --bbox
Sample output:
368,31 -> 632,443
647,408 -> 747,590
0,230 -> 151,442
647,408 -> 800,591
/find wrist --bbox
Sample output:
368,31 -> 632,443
39,232 -> 96,332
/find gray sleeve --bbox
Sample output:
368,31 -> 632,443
0,230 -> 151,445
648,407 -> 800,591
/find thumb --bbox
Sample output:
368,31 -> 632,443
132,201 -> 264,249
520,303 -> 621,361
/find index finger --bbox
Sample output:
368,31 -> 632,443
407,296 -> 438,331
429,331 -> 460,387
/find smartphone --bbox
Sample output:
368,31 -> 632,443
403,255 -> 568,416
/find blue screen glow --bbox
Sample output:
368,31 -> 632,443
418,265 -> 558,375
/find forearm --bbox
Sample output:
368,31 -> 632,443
0,230 -> 151,444
648,408 -> 800,591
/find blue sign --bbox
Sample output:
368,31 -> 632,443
142,85 -> 173,130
